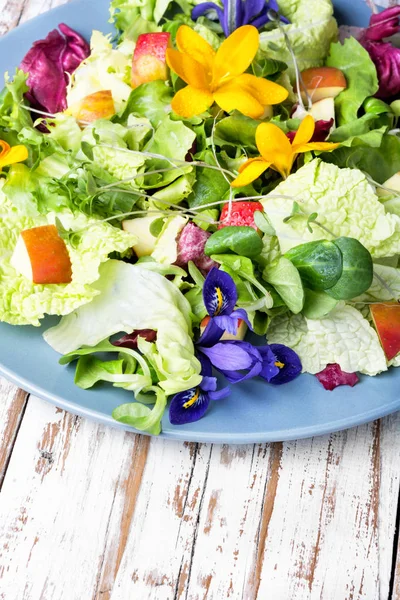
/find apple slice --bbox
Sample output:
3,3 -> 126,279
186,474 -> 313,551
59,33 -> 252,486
298,67 -> 347,103
200,315 -> 248,341
122,214 -> 162,258
131,32 -> 171,89
310,97 -> 336,124
376,171 -> 400,198
11,224 -> 72,284
74,90 -> 115,124
370,302 -> 400,361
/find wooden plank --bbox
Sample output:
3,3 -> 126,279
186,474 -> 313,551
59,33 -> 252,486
0,0 -> 71,35
0,396 -> 150,600
394,536 -> 400,600
0,377 -> 28,486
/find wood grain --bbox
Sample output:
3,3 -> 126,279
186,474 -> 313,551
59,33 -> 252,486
0,377 -> 28,486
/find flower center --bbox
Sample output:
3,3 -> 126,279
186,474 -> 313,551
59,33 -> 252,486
275,361 -> 285,369
183,388 -> 200,409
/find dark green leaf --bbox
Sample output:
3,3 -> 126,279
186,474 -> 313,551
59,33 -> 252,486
188,151 -> 230,208
213,114 -> 259,150
325,237 -> 373,300
302,289 -> 338,319
285,240 -> 343,291
205,226 -> 263,258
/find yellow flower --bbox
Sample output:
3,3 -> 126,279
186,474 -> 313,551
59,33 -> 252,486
0,140 -> 28,169
166,25 -> 289,119
231,115 -> 340,187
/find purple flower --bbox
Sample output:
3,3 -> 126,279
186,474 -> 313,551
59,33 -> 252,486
169,375 -> 230,424
192,0 -> 289,37
199,267 -> 252,347
268,344 -> 302,385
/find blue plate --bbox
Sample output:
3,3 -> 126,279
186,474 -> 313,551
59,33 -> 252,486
0,0 -> 398,443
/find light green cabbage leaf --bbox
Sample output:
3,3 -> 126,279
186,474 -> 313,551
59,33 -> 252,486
0,184 -> 137,326
67,31 -> 134,112
267,303 -> 387,375
258,0 -> 338,76
44,260 -> 202,395
262,160 -> 400,258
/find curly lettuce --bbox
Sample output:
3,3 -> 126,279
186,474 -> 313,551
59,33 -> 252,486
0,183 -> 137,326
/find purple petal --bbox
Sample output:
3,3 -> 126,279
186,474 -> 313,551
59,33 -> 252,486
251,13 -> 270,29
216,340 -> 263,383
169,387 -> 210,425
213,314 -> 238,335
197,352 -> 213,377
197,318 -> 224,348
192,2 -> 225,24
231,308 -> 253,331
269,344 -> 302,385
208,386 -> 231,401
244,0 -> 266,23
199,342 -> 254,371
203,267 -> 237,317
200,376 -> 218,392
258,345 -> 280,381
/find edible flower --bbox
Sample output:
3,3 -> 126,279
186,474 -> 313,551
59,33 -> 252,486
268,344 -> 302,385
231,115 -> 340,186
165,25 -> 289,119
198,267 -> 252,346
169,358 -> 230,425
0,140 -> 28,170
192,0 -> 289,37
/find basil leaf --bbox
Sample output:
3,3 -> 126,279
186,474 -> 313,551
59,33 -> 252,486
285,240 -> 343,291
302,289 -> 338,319
325,237 -> 373,300
263,257 -> 304,314
205,226 -> 263,258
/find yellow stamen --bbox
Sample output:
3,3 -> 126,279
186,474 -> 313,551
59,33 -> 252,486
214,286 -> 224,316
183,388 -> 200,409
275,361 -> 285,369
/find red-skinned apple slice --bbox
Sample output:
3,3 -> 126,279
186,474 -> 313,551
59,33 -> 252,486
11,224 -> 72,284
131,32 -> 171,89
370,302 -> 400,361
298,67 -> 347,103
200,315 -> 248,341
74,90 -> 115,124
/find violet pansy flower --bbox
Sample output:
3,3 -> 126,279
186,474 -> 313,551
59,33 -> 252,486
199,267 -> 252,347
268,344 -> 302,385
192,0 -> 289,37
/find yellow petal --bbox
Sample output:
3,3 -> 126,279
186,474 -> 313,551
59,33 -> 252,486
235,74 -> 289,106
0,140 -> 10,159
0,144 -> 28,168
213,25 -> 259,85
292,114 -> 315,146
231,157 -> 270,187
255,122 -> 293,178
176,25 -> 215,76
293,142 -> 341,153
214,81 -> 264,118
171,85 -> 214,118
166,49 -> 208,88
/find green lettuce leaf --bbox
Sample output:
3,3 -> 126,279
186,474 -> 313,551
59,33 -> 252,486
326,37 -> 378,127
44,259 -> 202,395
262,159 -> 400,258
114,81 -> 173,128
258,0 -> 338,76
267,303 -> 387,375
0,184 -> 137,326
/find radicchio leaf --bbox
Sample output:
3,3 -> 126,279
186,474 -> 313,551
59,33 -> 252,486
112,330 -> 157,350
316,364 -> 359,391
287,119 -> 334,143
20,23 -> 90,114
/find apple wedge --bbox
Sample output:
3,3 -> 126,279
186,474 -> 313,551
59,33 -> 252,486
310,97 -> 336,124
122,214 -> 162,258
73,90 -> 115,124
370,302 -> 400,361
11,224 -> 72,284
131,32 -> 171,89
376,171 -> 400,198
200,315 -> 248,341
298,67 -> 347,103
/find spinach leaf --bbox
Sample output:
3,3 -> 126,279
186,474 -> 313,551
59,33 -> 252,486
285,240 -> 343,291
213,114 -> 259,150
205,226 -> 263,258
263,257 -> 304,314
302,289 -> 338,319
326,237 -> 373,300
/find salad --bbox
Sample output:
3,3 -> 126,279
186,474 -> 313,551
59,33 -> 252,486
1,0 -> 400,435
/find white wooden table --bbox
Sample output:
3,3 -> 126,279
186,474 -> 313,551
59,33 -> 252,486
0,1 -> 400,598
